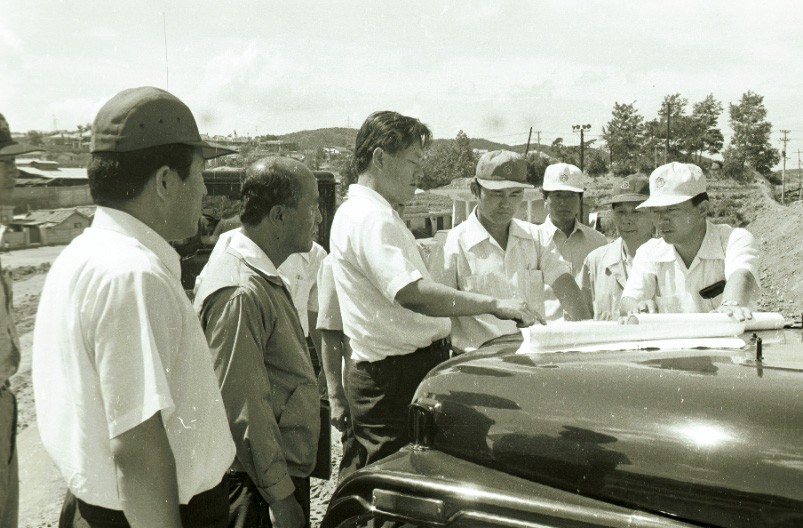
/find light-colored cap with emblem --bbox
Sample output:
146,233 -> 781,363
604,174 -> 650,205
637,162 -> 706,209
543,163 -> 584,193
475,150 -> 533,190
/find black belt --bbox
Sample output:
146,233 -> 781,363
418,338 -> 450,354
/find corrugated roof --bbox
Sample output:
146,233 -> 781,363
17,166 -> 88,180
13,207 -> 92,226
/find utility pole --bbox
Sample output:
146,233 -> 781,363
798,149 -> 802,200
535,130 -> 541,154
524,127 -> 533,156
780,130 -> 790,203
572,124 -> 592,172
663,100 -> 673,165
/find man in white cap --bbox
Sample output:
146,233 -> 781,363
539,163 -> 607,321
619,162 -> 759,319
431,150 -> 590,353
581,175 -> 654,320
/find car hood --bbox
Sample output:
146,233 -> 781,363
414,330 -> 803,527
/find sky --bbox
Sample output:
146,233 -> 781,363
3,0 -> 803,163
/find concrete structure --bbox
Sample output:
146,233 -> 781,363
14,160 -> 91,211
5,207 -> 94,249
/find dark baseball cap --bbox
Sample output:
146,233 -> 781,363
90,86 -> 236,160
605,174 -> 650,205
0,113 -> 44,157
475,150 -> 533,190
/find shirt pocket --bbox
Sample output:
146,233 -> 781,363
655,294 -> 682,313
519,269 -> 545,316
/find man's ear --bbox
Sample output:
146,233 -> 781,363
697,199 -> 710,217
371,147 -> 385,170
267,204 -> 285,225
152,165 -> 173,200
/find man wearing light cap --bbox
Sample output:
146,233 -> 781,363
431,150 -> 590,352
539,163 -> 607,321
581,175 -> 654,320
33,87 -> 237,527
619,162 -> 759,319
0,113 -> 43,527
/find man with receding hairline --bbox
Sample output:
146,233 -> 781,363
195,156 -> 322,528
329,111 -> 538,469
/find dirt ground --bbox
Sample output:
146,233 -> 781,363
6,195 -> 803,526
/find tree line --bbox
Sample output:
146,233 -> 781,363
412,90 -> 780,190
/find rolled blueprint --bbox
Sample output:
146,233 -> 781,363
624,312 -> 785,331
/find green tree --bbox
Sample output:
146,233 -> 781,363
601,101 -> 645,168
585,151 -> 608,176
644,94 -> 694,162
689,94 -> 724,164
26,130 -> 44,146
727,91 -> 780,176
420,130 -> 477,189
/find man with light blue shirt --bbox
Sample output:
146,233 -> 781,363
431,150 -> 590,353
330,112 -> 538,468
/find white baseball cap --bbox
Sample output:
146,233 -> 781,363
637,162 -> 707,209
543,163 -> 584,193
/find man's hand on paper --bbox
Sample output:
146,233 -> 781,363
493,299 -> 545,327
712,301 -> 753,322
627,299 -> 658,316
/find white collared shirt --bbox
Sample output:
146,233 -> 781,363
431,211 -> 570,352
329,184 -> 450,362
278,241 -> 327,336
540,216 -> 608,320
621,221 -> 760,313
581,238 -> 630,320
316,254 -> 342,331
33,207 -> 235,510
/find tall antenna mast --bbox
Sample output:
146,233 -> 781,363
162,12 -> 169,90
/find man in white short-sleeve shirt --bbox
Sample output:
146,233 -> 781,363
620,162 -> 759,319
539,163 -> 608,321
431,150 -> 589,353
329,111 -> 537,468
32,87 -> 236,528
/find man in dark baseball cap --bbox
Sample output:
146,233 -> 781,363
0,112 -> 43,527
431,150 -> 590,353
33,87 -> 237,527
580,175 -> 654,319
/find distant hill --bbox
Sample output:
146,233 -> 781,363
277,127 -> 357,150
275,128 -> 517,153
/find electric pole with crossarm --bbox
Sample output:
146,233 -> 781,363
572,124 -> 592,172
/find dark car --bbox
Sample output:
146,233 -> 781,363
321,324 -> 803,528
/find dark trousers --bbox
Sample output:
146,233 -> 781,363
59,478 -> 229,528
0,387 -> 17,528
346,341 -> 449,469
228,472 -> 310,528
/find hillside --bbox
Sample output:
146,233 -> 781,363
277,127 -> 357,150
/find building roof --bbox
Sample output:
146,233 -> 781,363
16,166 -> 88,183
12,207 -> 94,226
